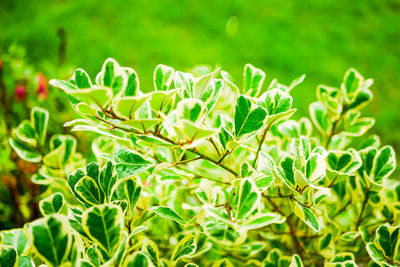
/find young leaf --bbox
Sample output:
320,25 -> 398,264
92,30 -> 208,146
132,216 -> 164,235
243,64 -> 265,97
115,177 -> 142,213
31,106 -> 49,147
74,68 -> 92,88
154,64 -> 174,91
123,67 -> 139,96
341,68 -> 363,103
39,193 -> 67,216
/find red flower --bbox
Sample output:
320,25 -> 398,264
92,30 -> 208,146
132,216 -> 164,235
37,73 -> 47,99
15,84 -> 26,101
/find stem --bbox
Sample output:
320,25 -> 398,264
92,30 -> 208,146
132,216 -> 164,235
208,137 -> 221,157
0,60 -> 10,129
252,124 -> 271,167
94,111 -> 239,177
325,120 -> 338,149
57,28 -> 67,66
356,186 -> 371,229
325,107 -> 348,149
266,197 -> 305,258
331,199 -> 351,219
153,132 -> 238,177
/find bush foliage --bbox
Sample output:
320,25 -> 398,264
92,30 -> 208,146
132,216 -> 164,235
1,59 -> 398,266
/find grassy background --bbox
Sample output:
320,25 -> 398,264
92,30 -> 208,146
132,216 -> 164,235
1,0 -> 399,150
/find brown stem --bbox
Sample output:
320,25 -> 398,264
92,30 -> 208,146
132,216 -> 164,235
252,124 -> 271,167
356,186 -> 371,229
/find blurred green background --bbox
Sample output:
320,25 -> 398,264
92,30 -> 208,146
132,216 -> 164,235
1,0 -> 399,150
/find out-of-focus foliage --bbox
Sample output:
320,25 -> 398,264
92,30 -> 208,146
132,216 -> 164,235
1,59 -> 398,266
0,44 -> 78,229
0,0 -> 399,151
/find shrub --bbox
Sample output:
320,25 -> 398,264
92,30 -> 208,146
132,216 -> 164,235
1,59 -> 398,266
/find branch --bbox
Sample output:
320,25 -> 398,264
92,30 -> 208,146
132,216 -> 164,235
356,186 -> 371,229
252,124 -> 271,167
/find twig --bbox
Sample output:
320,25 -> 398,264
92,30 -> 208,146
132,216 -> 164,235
252,124 -> 271,167
356,186 -> 371,229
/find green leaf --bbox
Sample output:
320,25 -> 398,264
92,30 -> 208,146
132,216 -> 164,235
115,177 -> 142,213
152,206 -> 185,225
289,254 -> 303,267
98,161 -> 118,202
174,71 -> 195,98
154,64 -> 174,91
305,153 -> 326,183
43,135 -> 78,168
234,95 -> 267,138
112,94 -> 150,120
341,68 -> 363,103
274,157 -> 296,189
258,89 -> 293,116
212,258 -> 234,267
17,256 -> 35,267
173,119 -> 218,143
82,204 -> 123,257
9,138 -> 42,163
316,85 -> 341,114
234,179 -> 260,220
366,242 -> 388,266
319,233 -> 335,259
69,87 -> 113,109
74,68 -> 92,88
0,229 -> 28,256
123,67 -> 139,96
294,203 -> 320,232
243,64 -> 265,97
371,146 -> 396,184
12,120 -> 36,147
309,102 -> 330,135
192,68 -> 220,103
142,239 -> 160,267
28,215 -> 72,266
39,193 -> 67,216
375,225 -> 399,259
171,233 -> 197,262
113,148 -> 151,178
243,212 -> 285,230
124,251 -> 154,267
147,90 -> 177,112
49,79 -> 78,91
176,99 -> 205,124
0,245 -> 17,267
326,149 -> 362,176
75,176 -> 103,206
97,58 -> 128,95
31,107 -> 49,147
